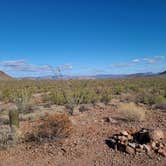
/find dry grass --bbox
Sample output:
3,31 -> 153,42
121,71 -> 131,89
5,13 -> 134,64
118,102 -> 146,122
26,113 -> 73,142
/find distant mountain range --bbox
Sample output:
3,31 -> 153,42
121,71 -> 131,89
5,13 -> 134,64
0,70 -> 166,80
92,72 -> 155,79
24,71 -> 165,80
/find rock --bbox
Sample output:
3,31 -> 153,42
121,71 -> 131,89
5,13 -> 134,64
158,148 -> 166,157
72,106 -> 80,115
117,142 -> 126,152
107,128 -> 166,157
104,117 -> 118,124
95,102 -> 105,109
143,144 -> 151,154
128,143 -> 137,149
136,147 -> 144,153
127,134 -> 133,140
149,129 -> 164,141
118,135 -> 128,142
138,144 -> 144,150
121,131 -> 128,136
151,141 -> 157,150
126,145 -> 135,155
159,143 -> 164,149
79,104 -> 92,112
112,134 -> 118,140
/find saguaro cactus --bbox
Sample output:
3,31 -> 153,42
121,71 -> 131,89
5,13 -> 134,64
9,109 -> 19,128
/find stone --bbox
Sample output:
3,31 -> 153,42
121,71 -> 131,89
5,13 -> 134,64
143,144 -> 151,154
95,102 -> 105,109
72,106 -> 80,115
79,104 -> 92,112
117,142 -> 126,152
128,143 -> 137,149
127,134 -> 133,140
112,134 -> 118,140
107,128 -> 166,157
149,129 -> 164,141
138,144 -> 144,150
104,117 -> 118,124
135,148 -> 143,153
158,148 -> 166,157
151,141 -> 156,150
126,145 -> 135,155
159,143 -> 164,149
121,131 -> 128,136
118,135 -> 128,142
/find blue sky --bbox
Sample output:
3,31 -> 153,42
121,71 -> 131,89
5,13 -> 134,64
0,0 -> 166,77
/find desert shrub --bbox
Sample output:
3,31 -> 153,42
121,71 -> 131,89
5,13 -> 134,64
0,126 -> 22,149
137,92 -> 166,106
113,85 -> 124,95
0,76 -> 166,108
26,113 -> 72,142
0,126 -> 15,149
136,92 -> 155,105
120,93 -> 136,103
153,95 -> 166,105
100,89 -> 112,104
48,91 -> 67,105
153,95 -> 166,110
80,89 -> 100,104
64,88 -> 100,114
118,102 -> 146,122
2,88 -> 32,114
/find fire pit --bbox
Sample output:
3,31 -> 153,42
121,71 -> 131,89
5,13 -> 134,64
106,128 -> 166,157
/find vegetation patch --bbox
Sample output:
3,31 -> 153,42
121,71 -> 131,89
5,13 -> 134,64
26,113 -> 73,142
118,102 -> 146,122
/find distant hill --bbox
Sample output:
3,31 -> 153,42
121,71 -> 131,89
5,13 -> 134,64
22,70 -> 166,80
159,71 -> 166,75
0,71 -> 13,80
25,72 -> 156,80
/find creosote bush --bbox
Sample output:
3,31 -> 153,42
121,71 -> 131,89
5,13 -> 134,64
118,102 -> 146,122
27,113 -> 73,142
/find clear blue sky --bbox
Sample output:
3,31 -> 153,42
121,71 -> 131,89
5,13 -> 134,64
0,0 -> 166,77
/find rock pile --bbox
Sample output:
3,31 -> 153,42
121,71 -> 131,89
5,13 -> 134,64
106,128 -> 166,157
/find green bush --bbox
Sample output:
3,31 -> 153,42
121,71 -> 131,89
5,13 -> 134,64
154,95 -> 166,105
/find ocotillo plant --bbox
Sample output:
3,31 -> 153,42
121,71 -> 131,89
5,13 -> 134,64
9,109 -> 19,128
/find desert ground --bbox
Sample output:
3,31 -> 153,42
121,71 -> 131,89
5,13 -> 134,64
0,77 -> 166,166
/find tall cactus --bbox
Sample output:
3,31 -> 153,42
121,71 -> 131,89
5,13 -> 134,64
9,109 -> 19,128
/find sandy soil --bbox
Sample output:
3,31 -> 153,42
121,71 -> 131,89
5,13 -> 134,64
0,105 -> 166,166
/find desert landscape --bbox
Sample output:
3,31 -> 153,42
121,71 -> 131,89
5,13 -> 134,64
0,72 -> 165,166
0,0 -> 166,165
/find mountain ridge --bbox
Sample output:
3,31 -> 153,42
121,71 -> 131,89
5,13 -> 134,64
159,71 -> 166,75
1,70 -> 165,80
22,71 -> 165,80
0,71 -> 13,80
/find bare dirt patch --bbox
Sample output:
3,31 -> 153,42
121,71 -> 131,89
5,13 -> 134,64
0,105 -> 166,166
